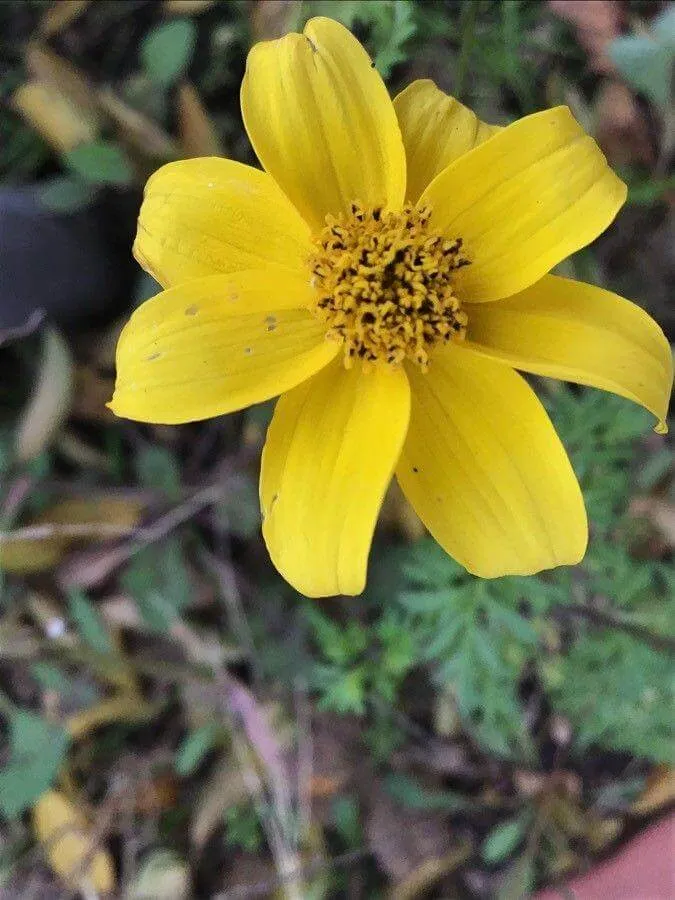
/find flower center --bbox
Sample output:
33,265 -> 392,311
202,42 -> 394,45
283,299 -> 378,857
308,202 -> 469,369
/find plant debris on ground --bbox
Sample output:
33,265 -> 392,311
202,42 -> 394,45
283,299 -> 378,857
0,1 -> 673,897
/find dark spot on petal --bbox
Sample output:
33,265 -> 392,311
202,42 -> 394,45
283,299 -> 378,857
185,304 -> 199,316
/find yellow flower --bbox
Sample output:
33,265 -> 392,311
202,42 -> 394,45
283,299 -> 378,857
110,18 -> 673,597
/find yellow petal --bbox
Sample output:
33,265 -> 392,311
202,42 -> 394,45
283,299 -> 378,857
397,345 -> 587,577
261,360 -> 410,597
110,271 -> 337,424
393,79 -> 501,203
421,106 -> 627,302
241,17 -> 406,232
465,275 -> 673,433
134,157 -> 312,288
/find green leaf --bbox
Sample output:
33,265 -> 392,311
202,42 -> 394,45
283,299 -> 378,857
38,176 -> 96,213
636,447 -> 673,490
652,5 -> 675,49
63,140 -> 134,186
134,445 -> 181,499
483,816 -> 529,864
497,850 -> 535,900
175,723 -> 218,776
224,802 -> 263,853
0,709 -> 70,818
397,588 -> 449,613
384,773 -> 470,812
68,590 -> 114,654
315,666 -> 367,715
627,174 -> 675,206
122,538 -> 191,632
331,796 -> 362,846
608,35 -> 673,108
141,20 -> 198,86
546,631 -> 674,763
31,663 -> 99,706
214,474 -> 261,539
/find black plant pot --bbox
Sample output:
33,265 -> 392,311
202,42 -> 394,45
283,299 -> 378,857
0,185 -> 139,332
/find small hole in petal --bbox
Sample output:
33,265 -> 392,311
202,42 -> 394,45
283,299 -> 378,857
185,304 -> 199,316
265,315 -> 277,332
412,466 -> 419,473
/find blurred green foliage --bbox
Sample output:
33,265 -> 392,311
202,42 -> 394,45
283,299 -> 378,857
0,0 -> 673,896
293,384 -> 674,765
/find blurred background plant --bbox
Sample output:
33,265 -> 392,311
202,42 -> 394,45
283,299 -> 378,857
0,1 -> 673,897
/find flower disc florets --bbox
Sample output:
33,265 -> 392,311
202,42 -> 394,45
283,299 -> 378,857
309,202 -> 469,369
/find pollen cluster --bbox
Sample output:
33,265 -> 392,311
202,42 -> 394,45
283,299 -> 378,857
309,202 -> 469,369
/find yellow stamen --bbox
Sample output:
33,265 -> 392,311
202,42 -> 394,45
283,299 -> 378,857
308,202 -> 469,369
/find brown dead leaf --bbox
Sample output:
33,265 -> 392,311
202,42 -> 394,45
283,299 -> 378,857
73,364 -> 116,423
164,0 -> 216,14
45,497 -> 144,533
177,82 -> 224,158
0,496 -> 144,575
300,713 -> 362,824
251,0 -> 299,41
13,79 -> 97,154
25,43 -> 100,127
225,852 -> 280,897
309,774 -> 345,799
596,79 -> 654,167
630,496 -> 675,548
632,765 -> 675,816
388,839 -> 472,900
0,531 -> 67,575
190,753 -> 253,849
585,814 -> 623,852
514,769 -> 549,798
66,694 -> 156,740
39,1 -> 91,38
549,0 -> 623,74
366,779 -> 454,882
98,87 -> 177,161
33,790 -> 115,894
132,772 -> 179,816
15,327 -> 74,464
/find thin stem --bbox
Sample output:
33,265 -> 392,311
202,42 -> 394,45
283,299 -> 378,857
553,604 -> 675,653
